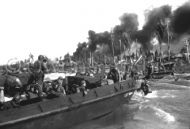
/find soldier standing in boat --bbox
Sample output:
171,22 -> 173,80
30,55 -> 45,98
107,66 -> 120,83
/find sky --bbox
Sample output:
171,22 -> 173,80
0,0 -> 188,64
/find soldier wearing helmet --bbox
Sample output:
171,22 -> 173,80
38,55 -> 44,61
76,80 -> 88,96
50,76 -> 66,96
140,78 -> 152,95
31,55 -> 46,98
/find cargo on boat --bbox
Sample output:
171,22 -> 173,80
0,75 -> 137,129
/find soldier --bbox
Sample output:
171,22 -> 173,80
29,55 -> 45,98
51,76 -> 66,96
140,79 -> 152,95
76,80 -> 88,96
41,57 -> 49,73
107,67 -> 119,83
42,77 -> 52,94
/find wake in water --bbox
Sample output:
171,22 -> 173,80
128,83 -> 190,129
132,90 -> 176,122
71,82 -> 190,129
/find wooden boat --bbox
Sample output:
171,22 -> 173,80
0,76 -> 137,129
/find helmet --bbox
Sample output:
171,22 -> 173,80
81,80 -> 86,85
58,76 -> 64,80
43,56 -> 48,62
38,55 -> 44,61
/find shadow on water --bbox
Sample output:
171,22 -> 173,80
70,81 -> 190,129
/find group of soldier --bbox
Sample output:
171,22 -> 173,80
0,55 -> 67,109
0,54 -> 152,110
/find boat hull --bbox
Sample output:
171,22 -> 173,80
0,79 -> 136,129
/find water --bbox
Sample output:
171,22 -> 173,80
71,79 -> 190,129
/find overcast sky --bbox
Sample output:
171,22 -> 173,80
0,0 -> 188,64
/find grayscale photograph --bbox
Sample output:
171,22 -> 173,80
0,0 -> 190,129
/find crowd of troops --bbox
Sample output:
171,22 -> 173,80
0,55 -> 152,110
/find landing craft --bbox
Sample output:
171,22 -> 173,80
0,74 -> 139,129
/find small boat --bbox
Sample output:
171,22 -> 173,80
150,62 -> 175,79
0,76 -> 137,129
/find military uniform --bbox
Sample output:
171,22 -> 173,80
76,80 -> 88,96
51,77 -> 66,96
29,59 -> 45,98
140,80 -> 151,95
107,68 -> 119,83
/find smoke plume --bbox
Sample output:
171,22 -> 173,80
171,2 -> 190,36
119,13 -> 139,33
88,30 -> 112,53
131,5 -> 172,51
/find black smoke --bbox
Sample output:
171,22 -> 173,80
119,13 -> 139,33
72,3 -> 190,62
131,5 -> 172,50
171,2 -> 190,35
88,30 -> 97,52
88,30 -> 112,53
113,13 -> 139,48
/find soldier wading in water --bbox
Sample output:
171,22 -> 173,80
139,79 -> 152,95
